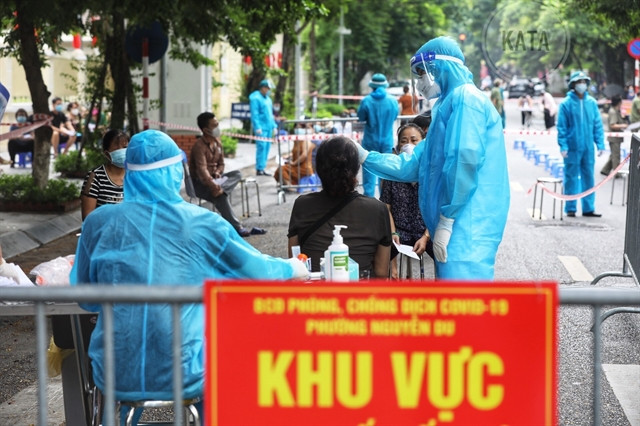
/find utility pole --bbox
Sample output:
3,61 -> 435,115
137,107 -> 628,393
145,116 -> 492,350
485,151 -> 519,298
295,21 -> 303,120
337,8 -> 351,106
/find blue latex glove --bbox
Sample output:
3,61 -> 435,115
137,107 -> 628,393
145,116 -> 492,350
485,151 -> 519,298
433,215 -> 454,263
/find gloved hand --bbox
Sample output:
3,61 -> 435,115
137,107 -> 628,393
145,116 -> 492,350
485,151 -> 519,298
355,142 -> 369,164
287,258 -> 310,280
598,150 -> 605,157
560,150 -> 568,158
433,215 -> 454,263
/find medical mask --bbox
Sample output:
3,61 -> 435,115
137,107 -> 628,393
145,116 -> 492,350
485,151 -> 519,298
574,83 -> 587,95
16,116 -> 27,123
416,73 -> 441,100
209,126 -> 221,138
399,144 -> 415,155
109,148 -> 127,168
295,128 -> 306,135
71,108 -> 79,116
55,104 -> 64,112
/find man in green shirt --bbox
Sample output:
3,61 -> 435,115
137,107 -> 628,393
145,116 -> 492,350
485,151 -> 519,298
630,90 -> 640,124
490,79 -> 505,128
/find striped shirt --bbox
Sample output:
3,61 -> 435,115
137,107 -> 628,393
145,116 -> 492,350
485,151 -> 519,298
81,164 -> 123,207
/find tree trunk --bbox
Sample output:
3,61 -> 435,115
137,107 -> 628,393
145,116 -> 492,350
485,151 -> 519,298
108,12 -> 128,131
309,19 -> 316,92
15,3 -> 52,189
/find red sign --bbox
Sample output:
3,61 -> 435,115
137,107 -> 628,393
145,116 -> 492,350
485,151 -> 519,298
204,281 -> 558,425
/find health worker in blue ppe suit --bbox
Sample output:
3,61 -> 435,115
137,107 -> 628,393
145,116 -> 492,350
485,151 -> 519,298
71,130 -> 308,425
357,37 -> 510,280
556,70 -> 605,217
357,73 -> 399,197
249,79 -> 277,176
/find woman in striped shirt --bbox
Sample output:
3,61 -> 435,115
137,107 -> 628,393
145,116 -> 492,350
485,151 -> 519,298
80,129 -> 129,220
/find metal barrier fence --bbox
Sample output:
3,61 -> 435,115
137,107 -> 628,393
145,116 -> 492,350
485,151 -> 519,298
591,134 -> 639,287
274,116 -> 416,203
2,284 -> 640,425
590,134 -> 640,325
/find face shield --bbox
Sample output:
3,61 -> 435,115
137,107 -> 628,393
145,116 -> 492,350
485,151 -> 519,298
410,51 -> 464,100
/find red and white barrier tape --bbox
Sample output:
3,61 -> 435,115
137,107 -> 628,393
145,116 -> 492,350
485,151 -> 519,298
0,115 -> 52,141
316,94 -> 365,100
147,119 -> 361,143
277,132 -> 361,142
504,129 -> 631,137
147,119 -> 275,142
526,154 -> 630,201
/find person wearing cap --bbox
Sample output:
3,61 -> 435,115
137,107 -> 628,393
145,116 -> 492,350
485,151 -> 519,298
600,95 -> 628,177
249,79 -> 277,176
357,73 -> 399,197
355,36 -> 510,280
556,70 -> 605,218
71,130 -> 308,424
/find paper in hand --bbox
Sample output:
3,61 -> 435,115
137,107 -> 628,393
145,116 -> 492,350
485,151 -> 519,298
393,241 -> 420,259
213,176 -> 228,186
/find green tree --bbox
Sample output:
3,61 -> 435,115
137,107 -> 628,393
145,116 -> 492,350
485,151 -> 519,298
0,0 -> 85,188
1,0 -> 327,187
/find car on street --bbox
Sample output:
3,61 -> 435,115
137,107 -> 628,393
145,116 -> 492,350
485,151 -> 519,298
507,78 -> 534,99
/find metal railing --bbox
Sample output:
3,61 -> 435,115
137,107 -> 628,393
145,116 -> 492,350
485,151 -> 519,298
1,285 -> 201,426
274,115 -> 416,203
2,284 -> 640,425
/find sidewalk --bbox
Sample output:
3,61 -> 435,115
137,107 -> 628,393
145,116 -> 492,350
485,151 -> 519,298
0,138 -> 283,260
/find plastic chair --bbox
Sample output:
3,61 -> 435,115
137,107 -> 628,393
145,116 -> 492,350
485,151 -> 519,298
182,161 -> 206,207
297,173 -> 320,193
17,152 -> 32,168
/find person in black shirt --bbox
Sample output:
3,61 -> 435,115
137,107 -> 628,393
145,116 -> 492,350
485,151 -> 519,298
50,97 -> 77,157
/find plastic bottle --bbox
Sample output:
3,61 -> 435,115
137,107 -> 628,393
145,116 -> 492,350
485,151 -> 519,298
324,225 -> 349,282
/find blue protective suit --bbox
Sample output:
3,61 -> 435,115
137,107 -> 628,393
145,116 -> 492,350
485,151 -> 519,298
357,87 -> 399,196
71,130 -> 294,406
362,37 -> 510,279
249,89 -> 276,172
556,90 -> 605,214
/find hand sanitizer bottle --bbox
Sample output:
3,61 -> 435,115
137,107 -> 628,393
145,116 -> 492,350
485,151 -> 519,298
324,225 -> 349,282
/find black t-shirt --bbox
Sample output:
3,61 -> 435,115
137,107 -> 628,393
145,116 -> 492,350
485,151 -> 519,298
51,111 -> 67,128
288,190 -> 391,274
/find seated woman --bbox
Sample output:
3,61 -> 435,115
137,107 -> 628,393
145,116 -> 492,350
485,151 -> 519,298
80,129 -> 129,220
7,109 -> 35,167
274,123 -> 315,189
288,136 -> 391,278
380,123 -> 434,279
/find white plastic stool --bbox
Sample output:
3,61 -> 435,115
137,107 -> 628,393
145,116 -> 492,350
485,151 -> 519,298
532,177 -> 563,220
240,177 -> 262,217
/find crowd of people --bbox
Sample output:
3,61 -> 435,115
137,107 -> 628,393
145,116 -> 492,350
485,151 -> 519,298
1,96 -> 109,166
